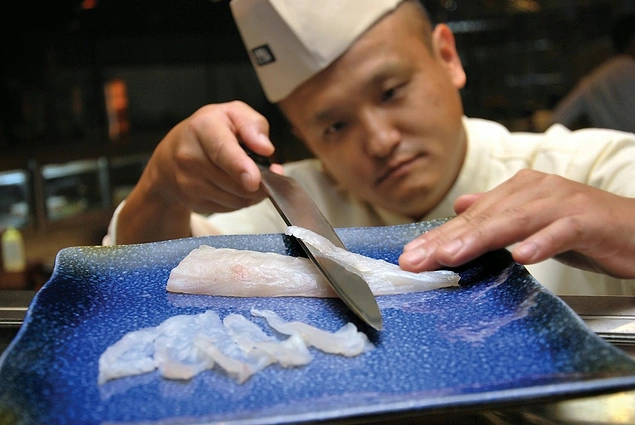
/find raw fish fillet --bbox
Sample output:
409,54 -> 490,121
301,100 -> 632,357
166,227 -> 459,297
167,246 -> 332,297
286,226 -> 459,293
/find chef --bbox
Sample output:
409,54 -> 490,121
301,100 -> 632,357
103,0 -> 635,297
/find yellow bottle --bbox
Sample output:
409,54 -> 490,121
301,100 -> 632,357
2,226 -> 26,273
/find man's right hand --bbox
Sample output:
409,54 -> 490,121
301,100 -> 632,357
116,101 -> 276,244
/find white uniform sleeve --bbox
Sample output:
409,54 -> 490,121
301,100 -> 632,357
102,201 -> 125,246
102,198 -> 289,245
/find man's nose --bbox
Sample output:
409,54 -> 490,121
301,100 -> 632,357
361,108 -> 401,158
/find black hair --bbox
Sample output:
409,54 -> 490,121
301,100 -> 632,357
611,13 -> 635,53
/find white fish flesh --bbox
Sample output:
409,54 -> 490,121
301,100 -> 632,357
98,309 -> 372,385
193,333 -> 270,384
286,226 -> 459,293
166,227 -> 459,297
167,246 -> 332,297
223,313 -> 313,367
251,309 -> 374,357
98,310 -> 224,384
153,313 -> 217,380
98,327 -> 157,384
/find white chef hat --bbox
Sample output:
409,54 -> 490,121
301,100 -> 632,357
230,0 -> 405,103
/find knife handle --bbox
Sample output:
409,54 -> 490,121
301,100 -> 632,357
242,144 -> 272,168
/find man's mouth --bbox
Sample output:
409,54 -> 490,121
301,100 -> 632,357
375,153 -> 425,187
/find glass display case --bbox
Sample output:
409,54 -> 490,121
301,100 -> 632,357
40,158 -> 109,222
0,169 -> 32,230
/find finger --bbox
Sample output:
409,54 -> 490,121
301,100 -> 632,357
399,247 -> 443,271
512,215 -> 590,265
228,104 -> 275,156
423,189 -> 565,269
434,198 -> 555,267
510,215 -> 620,276
404,194 -> 499,254
413,183 -> 523,251
400,171 -> 551,271
191,167 -> 266,204
453,192 -> 483,214
191,104 -> 269,192
269,163 -> 285,175
177,175 -> 265,213
170,133 -> 260,199
434,174 -> 555,245
400,216 -> 468,270
226,102 -> 277,189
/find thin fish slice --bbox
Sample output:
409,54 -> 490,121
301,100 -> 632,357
153,311 -> 219,380
224,314 -> 313,367
251,309 -> 374,357
99,309 -> 349,385
193,334 -> 271,383
98,328 -> 157,384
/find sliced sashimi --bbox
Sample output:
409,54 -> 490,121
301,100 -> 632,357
153,313 -> 217,380
98,309 -> 366,385
224,313 -> 313,367
251,308 -> 375,357
98,327 -> 157,384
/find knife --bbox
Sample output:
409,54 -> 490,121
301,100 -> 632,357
247,150 -> 383,330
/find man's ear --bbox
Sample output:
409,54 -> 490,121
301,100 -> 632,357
431,24 -> 466,89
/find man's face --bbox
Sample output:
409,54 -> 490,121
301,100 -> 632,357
279,3 -> 468,220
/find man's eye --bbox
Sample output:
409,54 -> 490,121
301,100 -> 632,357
381,83 -> 407,103
381,87 -> 397,103
325,121 -> 347,135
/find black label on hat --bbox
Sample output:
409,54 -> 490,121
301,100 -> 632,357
251,44 -> 276,66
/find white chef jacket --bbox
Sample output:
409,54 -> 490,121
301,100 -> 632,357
105,117 -> 635,296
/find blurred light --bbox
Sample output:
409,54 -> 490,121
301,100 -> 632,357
447,20 -> 507,34
443,0 -> 457,12
81,0 -> 98,11
509,0 -> 541,13
104,79 -> 130,142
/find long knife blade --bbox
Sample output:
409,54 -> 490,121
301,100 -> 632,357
252,158 -> 382,330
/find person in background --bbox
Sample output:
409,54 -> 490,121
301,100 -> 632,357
103,0 -> 635,297
550,13 -> 635,133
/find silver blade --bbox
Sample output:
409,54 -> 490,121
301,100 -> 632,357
258,165 -> 383,330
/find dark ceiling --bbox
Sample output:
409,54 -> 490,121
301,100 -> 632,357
6,0 -> 632,38
7,0 -> 238,37
1,0 -> 243,77
2,0 -> 629,78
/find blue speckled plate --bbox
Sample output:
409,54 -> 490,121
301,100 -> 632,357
2,220 -> 635,425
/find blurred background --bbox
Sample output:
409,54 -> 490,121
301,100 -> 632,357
1,0 -> 634,290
